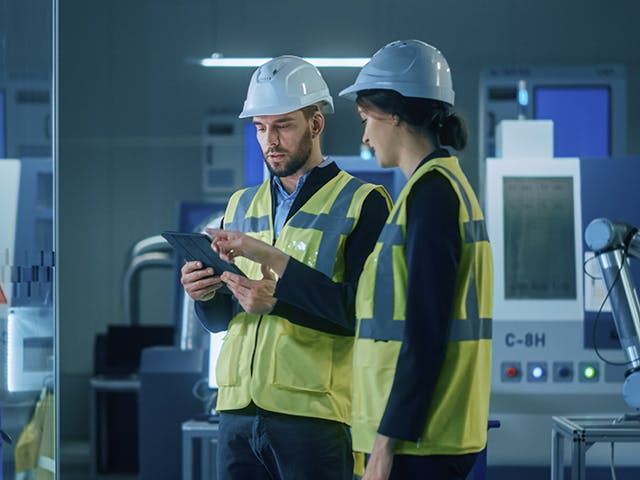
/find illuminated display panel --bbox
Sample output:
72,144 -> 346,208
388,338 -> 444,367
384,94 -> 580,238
503,177 -> 576,299
486,159 -> 583,321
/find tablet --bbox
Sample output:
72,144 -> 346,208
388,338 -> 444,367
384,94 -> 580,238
162,231 -> 245,295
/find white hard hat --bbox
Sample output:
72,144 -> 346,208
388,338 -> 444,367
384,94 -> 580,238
339,40 -> 455,106
239,55 -> 334,118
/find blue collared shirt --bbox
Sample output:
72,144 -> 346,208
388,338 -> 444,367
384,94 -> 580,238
271,158 -> 332,239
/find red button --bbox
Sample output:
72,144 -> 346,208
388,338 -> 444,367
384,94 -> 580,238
506,367 -> 518,377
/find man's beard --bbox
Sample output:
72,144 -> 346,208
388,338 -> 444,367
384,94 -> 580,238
263,127 -> 313,178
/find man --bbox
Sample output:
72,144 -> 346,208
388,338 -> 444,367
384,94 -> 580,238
181,55 -> 391,479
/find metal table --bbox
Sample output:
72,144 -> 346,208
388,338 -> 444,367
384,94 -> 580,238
551,415 -> 640,480
182,418 -> 219,480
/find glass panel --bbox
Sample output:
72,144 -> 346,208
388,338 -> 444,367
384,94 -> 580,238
0,0 -> 56,478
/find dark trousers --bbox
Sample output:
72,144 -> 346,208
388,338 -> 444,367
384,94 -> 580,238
217,408 -> 353,480
386,452 -> 478,479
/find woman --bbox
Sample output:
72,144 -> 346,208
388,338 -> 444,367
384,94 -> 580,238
338,40 -> 493,480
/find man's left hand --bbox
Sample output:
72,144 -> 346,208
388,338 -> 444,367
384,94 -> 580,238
221,264 -> 277,315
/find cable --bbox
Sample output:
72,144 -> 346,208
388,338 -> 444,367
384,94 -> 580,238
583,254 -> 603,281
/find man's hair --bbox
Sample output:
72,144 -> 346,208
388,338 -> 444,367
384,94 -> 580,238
301,104 -> 321,120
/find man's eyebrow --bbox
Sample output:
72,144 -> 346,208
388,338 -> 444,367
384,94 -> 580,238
273,116 -> 296,123
253,116 -> 296,126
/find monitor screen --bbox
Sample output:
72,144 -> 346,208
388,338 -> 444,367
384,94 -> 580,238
244,123 -> 265,187
503,176 -> 576,299
534,86 -> 610,157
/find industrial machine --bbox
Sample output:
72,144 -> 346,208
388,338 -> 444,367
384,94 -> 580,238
479,62 -> 639,478
485,119 -> 640,478
201,114 -> 264,201
478,64 -> 626,203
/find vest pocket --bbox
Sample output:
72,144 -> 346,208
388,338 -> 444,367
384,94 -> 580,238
215,333 -> 242,386
273,333 -> 333,393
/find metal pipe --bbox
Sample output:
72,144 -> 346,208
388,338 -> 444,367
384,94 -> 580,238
123,251 -> 174,326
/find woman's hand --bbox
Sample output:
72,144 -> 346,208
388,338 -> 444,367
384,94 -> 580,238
206,228 -> 290,277
362,435 -> 396,480
207,228 -> 269,264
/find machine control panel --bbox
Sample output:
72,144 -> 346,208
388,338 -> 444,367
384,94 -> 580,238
492,321 -> 623,394
552,361 -> 574,382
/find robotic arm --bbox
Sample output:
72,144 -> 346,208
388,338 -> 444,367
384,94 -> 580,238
585,218 -> 640,410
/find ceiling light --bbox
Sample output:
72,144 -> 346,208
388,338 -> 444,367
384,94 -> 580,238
197,54 -> 369,68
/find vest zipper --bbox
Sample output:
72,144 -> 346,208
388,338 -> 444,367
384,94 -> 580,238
249,315 -> 263,375
249,231 -> 277,376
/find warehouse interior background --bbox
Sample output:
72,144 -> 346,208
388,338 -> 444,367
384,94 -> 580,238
2,0 -> 640,478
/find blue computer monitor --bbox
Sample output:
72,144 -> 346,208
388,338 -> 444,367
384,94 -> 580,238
534,86 -> 610,158
244,123 -> 264,187
0,89 -> 6,157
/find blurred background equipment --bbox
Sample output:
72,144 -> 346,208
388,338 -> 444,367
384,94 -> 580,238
485,113 -> 640,478
1,153 -> 54,480
478,64 -> 626,203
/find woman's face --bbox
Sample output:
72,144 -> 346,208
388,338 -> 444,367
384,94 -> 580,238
358,104 -> 398,169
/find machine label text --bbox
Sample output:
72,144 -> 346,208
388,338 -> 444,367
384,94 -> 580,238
505,332 -> 546,347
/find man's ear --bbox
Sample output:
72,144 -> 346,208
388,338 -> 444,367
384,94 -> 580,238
310,111 -> 325,138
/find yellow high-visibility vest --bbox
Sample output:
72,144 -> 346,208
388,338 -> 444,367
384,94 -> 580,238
354,156 -> 493,455
215,170 -> 392,424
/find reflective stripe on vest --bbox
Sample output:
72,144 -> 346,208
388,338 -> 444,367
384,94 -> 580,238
358,163 -> 491,343
226,175 -> 369,279
225,186 -> 270,234
286,177 -> 361,277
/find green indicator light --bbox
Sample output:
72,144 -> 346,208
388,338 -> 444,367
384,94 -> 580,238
584,366 -> 596,379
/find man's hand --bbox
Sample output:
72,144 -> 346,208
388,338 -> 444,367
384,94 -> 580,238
362,434 -> 396,480
221,264 -> 277,315
181,261 -> 224,301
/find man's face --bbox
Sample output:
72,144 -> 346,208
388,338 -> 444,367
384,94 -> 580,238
253,110 -> 314,178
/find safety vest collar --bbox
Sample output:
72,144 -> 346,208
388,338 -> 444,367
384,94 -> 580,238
225,183 -> 272,234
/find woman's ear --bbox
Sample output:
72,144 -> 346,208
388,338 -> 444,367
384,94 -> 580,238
392,115 -> 400,127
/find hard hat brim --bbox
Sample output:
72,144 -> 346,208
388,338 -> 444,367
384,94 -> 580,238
239,100 -> 334,119
339,82 -> 454,106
